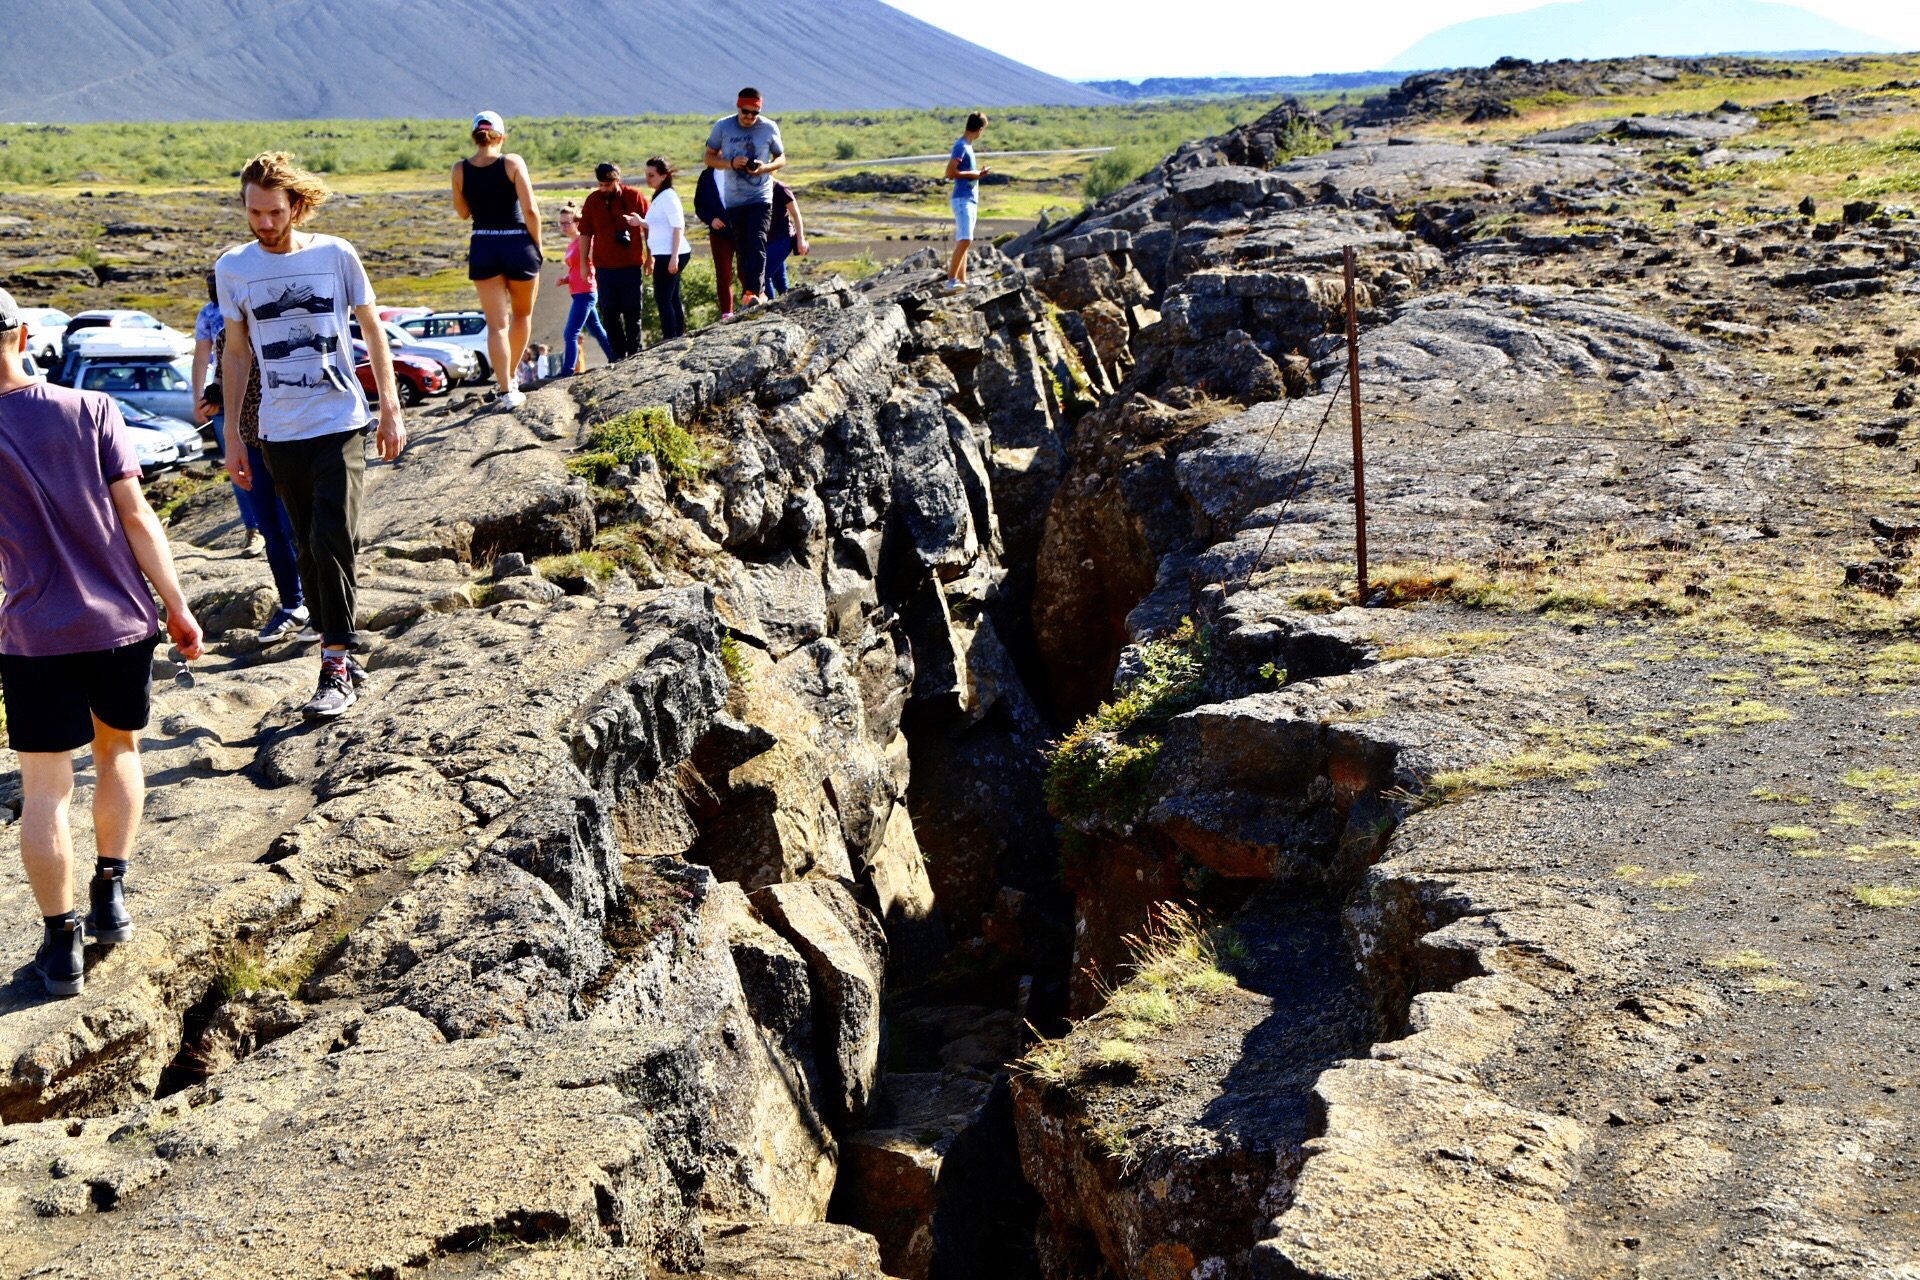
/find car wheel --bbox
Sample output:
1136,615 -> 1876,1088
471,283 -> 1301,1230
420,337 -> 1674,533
472,354 -> 491,381
399,380 -> 422,408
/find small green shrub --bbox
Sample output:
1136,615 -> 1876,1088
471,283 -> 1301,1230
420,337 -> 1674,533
834,138 -> 860,160
214,947 -> 267,1001
567,407 -> 702,485
386,149 -> 425,171
1085,146 -> 1155,204
720,633 -> 753,691
1044,619 -> 1208,824
535,550 -> 619,581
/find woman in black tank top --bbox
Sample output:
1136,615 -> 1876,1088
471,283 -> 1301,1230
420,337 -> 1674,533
452,110 -> 543,407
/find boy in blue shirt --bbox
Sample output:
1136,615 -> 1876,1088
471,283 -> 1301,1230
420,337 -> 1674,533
945,113 -> 991,290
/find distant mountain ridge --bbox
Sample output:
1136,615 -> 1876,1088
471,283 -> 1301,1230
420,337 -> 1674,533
1082,73 -> 1406,101
1386,0 -> 1903,70
0,0 -> 1111,122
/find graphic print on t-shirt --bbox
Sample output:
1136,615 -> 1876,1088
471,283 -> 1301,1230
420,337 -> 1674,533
251,281 -> 336,320
241,271 -> 356,398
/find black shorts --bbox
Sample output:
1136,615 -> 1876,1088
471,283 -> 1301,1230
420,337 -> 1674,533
0,634 -> 160,754
468,231 -> 543,281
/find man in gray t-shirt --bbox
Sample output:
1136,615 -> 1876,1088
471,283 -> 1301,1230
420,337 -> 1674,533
219,152 -> 407,723
704,87 -> 787,307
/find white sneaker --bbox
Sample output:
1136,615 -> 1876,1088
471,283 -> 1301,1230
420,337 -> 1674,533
504,389 -> 527,409
943,278 -> 965,291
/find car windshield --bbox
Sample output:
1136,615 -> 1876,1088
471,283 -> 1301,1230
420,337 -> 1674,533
123,315 -> 161,329
138,366 -> 187,391
113,397 -> 154,420
82,367 -> 141,393
384,323 -> 412,344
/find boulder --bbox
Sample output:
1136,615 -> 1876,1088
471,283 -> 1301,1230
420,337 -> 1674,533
882,385 -> 978,575
751,880 -> 889,1130
1169,165 -> 1278,210
830,1072 -> 1042,1280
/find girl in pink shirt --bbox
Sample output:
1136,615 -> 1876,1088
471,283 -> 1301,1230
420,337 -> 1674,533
555,203 -> 614,376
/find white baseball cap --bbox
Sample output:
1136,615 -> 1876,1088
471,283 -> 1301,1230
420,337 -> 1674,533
472,111 -> 505,133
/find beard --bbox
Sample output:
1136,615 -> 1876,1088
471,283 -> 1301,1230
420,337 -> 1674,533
252,219 -> 294,249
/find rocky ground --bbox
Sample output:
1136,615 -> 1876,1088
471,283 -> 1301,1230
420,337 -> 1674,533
2,54 -> 1919,1280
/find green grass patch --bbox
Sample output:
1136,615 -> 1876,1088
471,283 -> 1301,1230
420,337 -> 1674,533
535,550 -> 619,582
1767,826 -> 1819,841
720,633 -> 753,692
0,99 -> 1296,190
568,406 -> 702,486
1044,619 -> 1208,824
1855,885 -> 1920,909
1691,700 -> 1793,727
1426,750 -> 1602,801
1017,903 -> 1240,1089
1707,949 -> 1775,971
1841,767 -> 1920,796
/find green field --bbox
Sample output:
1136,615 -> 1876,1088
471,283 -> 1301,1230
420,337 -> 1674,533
0,99 -> 1294,190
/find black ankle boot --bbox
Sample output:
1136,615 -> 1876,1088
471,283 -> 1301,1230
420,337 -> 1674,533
86,865 -> 133,943
34,914 -> 85,997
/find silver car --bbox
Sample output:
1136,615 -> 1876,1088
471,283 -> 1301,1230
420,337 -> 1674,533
396,311 -> 494,381
349,318 -> 481,386
80,360 -> 197,422
115,397 -> 205,461
119,417 -> 182,474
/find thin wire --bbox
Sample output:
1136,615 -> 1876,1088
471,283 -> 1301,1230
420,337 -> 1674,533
1242,363 -> 1349,586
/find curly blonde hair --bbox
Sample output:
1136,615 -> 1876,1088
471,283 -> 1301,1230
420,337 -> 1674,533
239,151 -> 333,224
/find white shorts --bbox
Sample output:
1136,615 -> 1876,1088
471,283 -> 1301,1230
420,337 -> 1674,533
952,198 -> 978,242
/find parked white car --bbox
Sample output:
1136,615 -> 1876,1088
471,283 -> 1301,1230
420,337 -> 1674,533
62,310 -> 193,360
348,318 -> 482,385
58,331 -> 198,420
395,311 -> 495,380
15,307 -> 71,364
115,397 -> 205,461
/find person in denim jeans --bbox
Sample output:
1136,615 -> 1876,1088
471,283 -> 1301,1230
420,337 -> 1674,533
192,277 -> 264,556
764,181 -> 809,298
945,113 -> 991,290
210,328 -> 307,643
555,203 -> 613,375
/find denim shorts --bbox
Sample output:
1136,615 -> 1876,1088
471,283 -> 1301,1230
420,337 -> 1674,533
952,198 -> 978,242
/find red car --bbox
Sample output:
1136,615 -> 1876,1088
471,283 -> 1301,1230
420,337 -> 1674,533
353,339 -> 446,407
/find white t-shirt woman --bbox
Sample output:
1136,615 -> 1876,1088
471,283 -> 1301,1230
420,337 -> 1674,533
645,187 -> 687,260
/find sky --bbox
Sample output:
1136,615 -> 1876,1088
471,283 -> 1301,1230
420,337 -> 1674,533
884,0 -> 1920,79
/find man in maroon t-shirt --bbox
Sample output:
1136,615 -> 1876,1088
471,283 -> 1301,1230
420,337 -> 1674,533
576,161 -> 650,361
0,287 -> 204,998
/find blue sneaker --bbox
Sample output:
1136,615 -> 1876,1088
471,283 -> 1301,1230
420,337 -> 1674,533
259,605 -> 310,643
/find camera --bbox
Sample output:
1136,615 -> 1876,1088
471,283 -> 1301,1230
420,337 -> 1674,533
614,227 -> 632,247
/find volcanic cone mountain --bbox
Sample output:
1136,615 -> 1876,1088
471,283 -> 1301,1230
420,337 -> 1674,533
0,0 -> 1109,122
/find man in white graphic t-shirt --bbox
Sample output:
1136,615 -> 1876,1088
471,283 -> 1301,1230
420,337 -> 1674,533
218,151 -> 407,721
